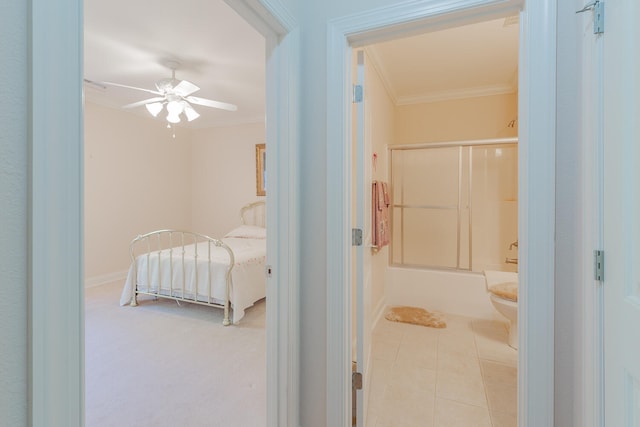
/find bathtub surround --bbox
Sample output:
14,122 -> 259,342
386,267 -> 502,321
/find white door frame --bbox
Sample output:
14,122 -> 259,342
28,0 -> 300,425
326,0 -> 557,425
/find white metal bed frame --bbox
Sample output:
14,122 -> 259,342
127,201 -> 265,326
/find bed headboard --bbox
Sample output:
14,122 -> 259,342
240,201 -> 266,227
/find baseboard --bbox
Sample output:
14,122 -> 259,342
84,270 -> 128,288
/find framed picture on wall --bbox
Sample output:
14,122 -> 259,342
256,143 -> 266,196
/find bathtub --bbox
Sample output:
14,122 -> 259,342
385,266 -> 504,321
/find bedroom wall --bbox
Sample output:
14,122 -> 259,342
84,102 -> 193,284
394,92 -> 518,144
190,122 -> 266,238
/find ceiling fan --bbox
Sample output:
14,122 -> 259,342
99,60 -> 237,124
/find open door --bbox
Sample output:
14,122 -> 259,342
352,49 -> 367,427
603,0 -> 640,424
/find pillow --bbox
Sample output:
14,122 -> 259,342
224,225 -> 266,239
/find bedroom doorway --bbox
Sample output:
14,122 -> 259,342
83,1 -> 270,422
28,0 -> 298,425
80,1 -> 296,425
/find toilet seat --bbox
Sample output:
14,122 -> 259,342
488,281 -> 518,302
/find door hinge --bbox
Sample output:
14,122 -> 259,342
353,84 -> 363,103
594,250 -> 604,281
576,0 -> 604,34
352,371 -> 363,390
352,228 -> 363,246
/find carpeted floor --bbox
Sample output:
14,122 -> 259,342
85,280 -> 266,427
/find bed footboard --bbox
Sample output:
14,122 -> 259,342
128,230 -> 235,326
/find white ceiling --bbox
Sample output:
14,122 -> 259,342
84,0 -> 266,129
84,3 -> 518,130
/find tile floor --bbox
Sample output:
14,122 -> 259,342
365,312 -> 517,427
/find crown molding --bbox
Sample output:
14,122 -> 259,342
396,83 -> 517,105
362,46 -> 398,104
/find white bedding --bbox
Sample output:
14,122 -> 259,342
120,236 -> 266,323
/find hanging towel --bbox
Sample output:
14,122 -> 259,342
372,181 -> 391,250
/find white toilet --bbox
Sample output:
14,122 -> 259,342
483,270 -> 518,349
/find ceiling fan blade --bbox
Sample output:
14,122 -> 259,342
100,81 -> 163,96
122,97 -> 166,109
173,80 -> 200,97
186,96 -> 238,112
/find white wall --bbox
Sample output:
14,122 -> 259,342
0,0 -> 27,423
0,1 -> 600,426
84,102 -> 194,283
555,1 -> 586,424
84,103 -> 264,285
191,122 -> 266,237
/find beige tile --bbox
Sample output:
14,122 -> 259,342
366,359 -> 392,417
442,314 -> 476,334
436,370 -> 488,408
372,336 -> 401,362
472,319 -> 508,334
367,312 -> 519,427
474,330 -> 517,367
491,411 -> 518,427
376,386 -> 435,427
434,398 -> 492,427
395,339 -> 438,370
388,362 -> 437,394
480,359 -> 517,387
366,376 -> 387,419
373,318 -> 407,343
401,322 -> 441,343
370,357 -> 394,379
437,346 -> 482,377
437,332 -> 477,354
485,381 -> 518,415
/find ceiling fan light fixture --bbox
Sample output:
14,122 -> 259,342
183,103 -> 200,122
166,100 -> 183,115
145,102 -> 163,117
166,112 -> 181,124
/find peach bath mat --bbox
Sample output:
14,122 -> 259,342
385,306 -> 446,328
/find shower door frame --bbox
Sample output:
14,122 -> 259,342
389,137 -> 518,272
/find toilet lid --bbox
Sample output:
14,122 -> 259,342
489,281 -> 518,302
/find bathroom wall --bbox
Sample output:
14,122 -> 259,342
394,92 -> 518,144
